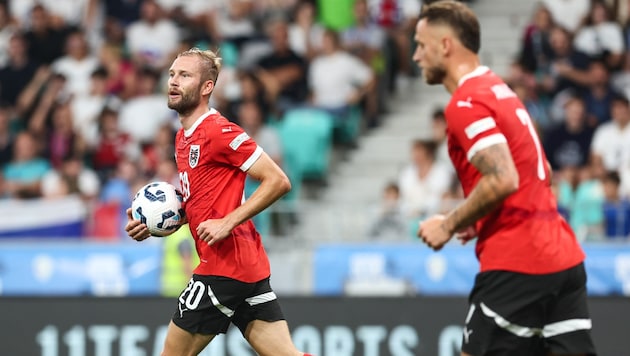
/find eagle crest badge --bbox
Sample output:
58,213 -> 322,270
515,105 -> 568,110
189,145 -> 200,168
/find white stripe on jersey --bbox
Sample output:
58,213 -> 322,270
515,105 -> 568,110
240,146 -> 263,172
464,117 -> 496,139
466,133 -> 507,161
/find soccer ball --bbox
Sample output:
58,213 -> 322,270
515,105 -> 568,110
131,181 -> 184,237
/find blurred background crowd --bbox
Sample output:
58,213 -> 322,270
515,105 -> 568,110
0,0 -> 425,241
0,0 -> 629,249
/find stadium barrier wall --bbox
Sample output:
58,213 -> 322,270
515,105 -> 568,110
1,241 -> 630,296
0,297 -> 627,356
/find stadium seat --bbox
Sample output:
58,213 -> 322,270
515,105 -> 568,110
278,107 -> 334,181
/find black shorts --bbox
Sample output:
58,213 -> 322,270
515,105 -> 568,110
171,275 -> 285,335
461,262 -> 597,356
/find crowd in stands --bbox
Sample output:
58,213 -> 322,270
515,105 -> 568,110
0,0 -> 422,239
371,0 -> 630,243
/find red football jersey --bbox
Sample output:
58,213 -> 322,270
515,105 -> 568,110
175,109 -> 270,282
445,66 -> 585,274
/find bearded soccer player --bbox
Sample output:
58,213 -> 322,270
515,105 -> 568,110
125,48 -> 311,356
414,2 -> 596,356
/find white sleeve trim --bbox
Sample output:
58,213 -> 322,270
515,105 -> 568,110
466,133 -> 507,161
240,145 -> 263,171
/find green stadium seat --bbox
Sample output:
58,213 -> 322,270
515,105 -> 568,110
279,107 -> 334,181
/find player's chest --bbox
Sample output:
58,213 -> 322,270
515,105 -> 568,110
176,133 -> 210,170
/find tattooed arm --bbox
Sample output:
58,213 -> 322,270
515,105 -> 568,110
442,142 -> 519,234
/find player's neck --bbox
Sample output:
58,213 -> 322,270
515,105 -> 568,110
179,105 -> 212,131
444,54 -> 481,94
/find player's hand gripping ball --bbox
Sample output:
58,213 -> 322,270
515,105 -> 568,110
131,181 -> 184,237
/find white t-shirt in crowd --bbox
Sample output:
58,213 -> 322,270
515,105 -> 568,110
51,55 -> 100,96
126,19 -> 180,68
397,161 -> 453,218
309,51 -> 373,109
118,94 -> 174,144
542,0 -> 590,33
573,22 -> 624,57
591,121 -> 630,196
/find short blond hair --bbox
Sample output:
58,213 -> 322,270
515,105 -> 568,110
176,48 -> 222,84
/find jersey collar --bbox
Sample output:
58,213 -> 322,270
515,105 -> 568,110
458,66 -> 490,87
184,108 -> 217,137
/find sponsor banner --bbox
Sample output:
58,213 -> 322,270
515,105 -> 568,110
0,241 -> 161,296
314,243 -> 630,296
0,196 -> 86,238
0,297 -> 626,356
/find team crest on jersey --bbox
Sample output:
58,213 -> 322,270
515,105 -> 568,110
189,145 -> 200,168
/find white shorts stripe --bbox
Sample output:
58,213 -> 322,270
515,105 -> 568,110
207,286 -> 234,317
480,303 -> 592,339
480,302 -> 540,338
466,133 -> 507,161
245,291 -> 277,306
542,319 -> 592,338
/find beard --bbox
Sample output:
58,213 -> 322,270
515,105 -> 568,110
422,65 -> 447,85
167,86 -> 202,116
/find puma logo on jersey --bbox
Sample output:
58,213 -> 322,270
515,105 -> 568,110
222,127 -> 233,133
457,97 -> 473,108
463,327 -> 474,343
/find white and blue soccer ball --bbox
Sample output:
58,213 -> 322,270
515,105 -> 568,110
131,181 -> 184,237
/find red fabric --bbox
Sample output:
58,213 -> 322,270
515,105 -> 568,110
445,67 -> 584,274
175,110 -> 269,283
86,201 -> 121,240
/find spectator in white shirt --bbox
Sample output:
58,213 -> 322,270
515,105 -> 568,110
309,29 -> 375,119
573,0 -> 624,70
591,94 -> 630,197
51,31 -> 99,97
398,139 -> 453,219
542,0 -> 591,33
125,0 -> 180,70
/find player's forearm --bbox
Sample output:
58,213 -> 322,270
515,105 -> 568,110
443,175 -> 514,234
224,175 -> 291,229
443,143 -> 519,234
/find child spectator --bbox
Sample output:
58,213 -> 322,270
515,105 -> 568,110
602,171 -> 630,240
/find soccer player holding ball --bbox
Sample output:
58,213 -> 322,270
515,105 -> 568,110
415,1 -> 597,356
125,49 -> 310,356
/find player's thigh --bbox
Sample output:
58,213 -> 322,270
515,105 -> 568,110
544,264 -> 596,356
230,278 -> 297,355
162,320 -> 215,356
244,319 -> 301,356
461,271 -> 547,356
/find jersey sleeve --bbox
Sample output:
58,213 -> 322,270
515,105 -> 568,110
446,96 -> 507,162
209,121 -> 263,171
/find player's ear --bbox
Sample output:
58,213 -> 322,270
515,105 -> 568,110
440,36 -> 452,56
202,80 -> 214,96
